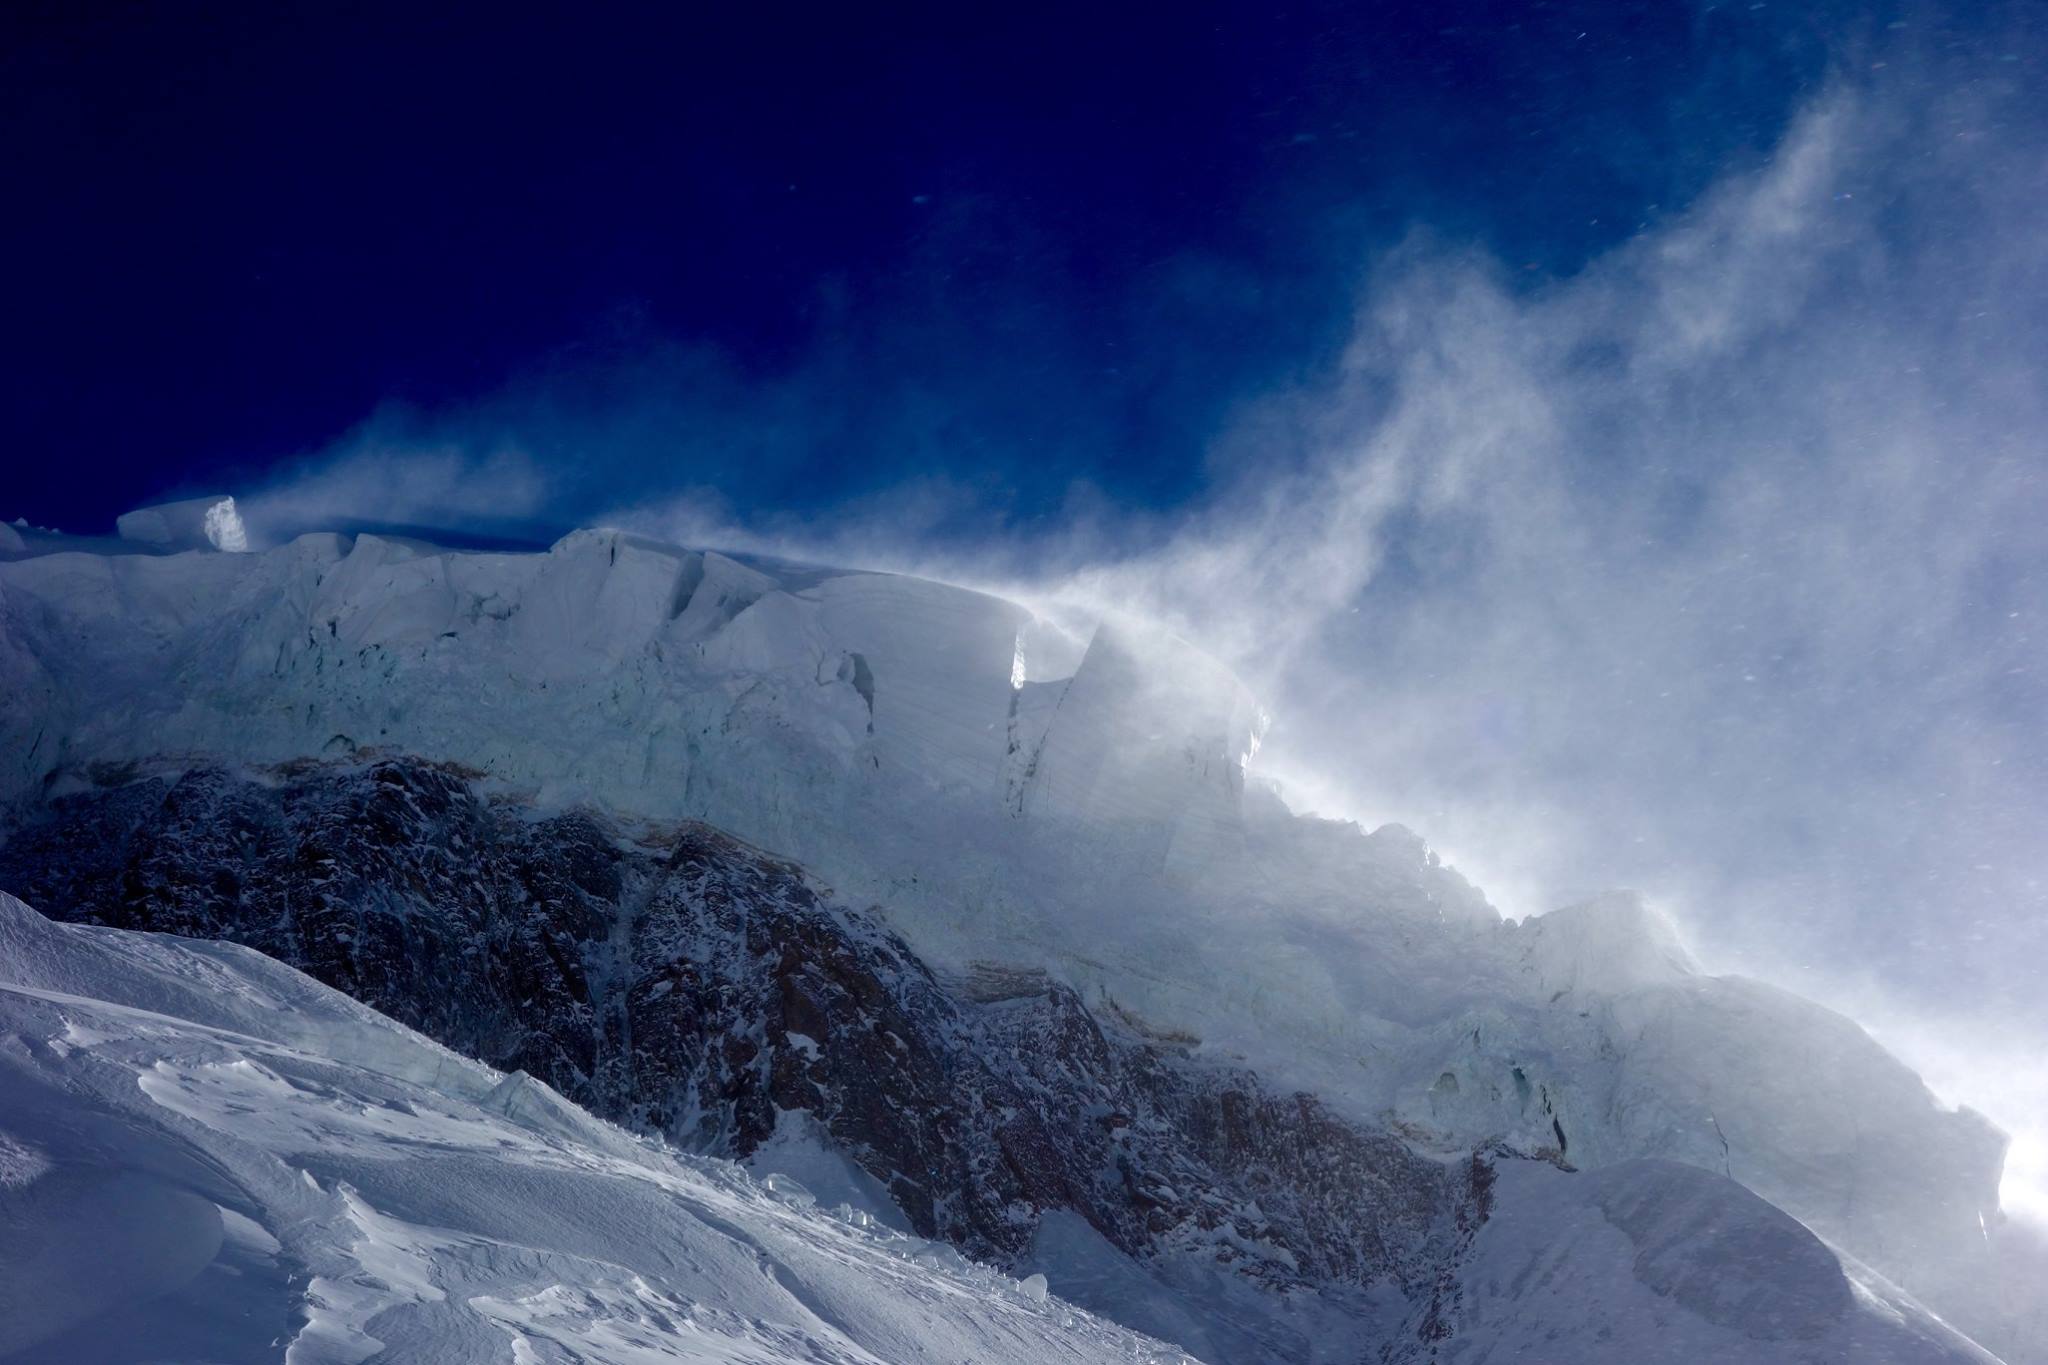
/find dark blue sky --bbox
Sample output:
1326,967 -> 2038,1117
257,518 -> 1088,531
4,0 -> 1847,532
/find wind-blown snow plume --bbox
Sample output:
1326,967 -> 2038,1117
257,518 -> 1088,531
226,31 -> 2047,1222
1054,77 -> 2048,1220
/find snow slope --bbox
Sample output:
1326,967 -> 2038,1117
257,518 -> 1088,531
1433,1158 -> 2000,1365
0,524 -> 2019,1356
0,890 -> 1189,1364
0,889 -> 2000,1365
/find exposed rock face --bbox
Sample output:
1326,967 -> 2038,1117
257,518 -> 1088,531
0,757 -> 1483,1336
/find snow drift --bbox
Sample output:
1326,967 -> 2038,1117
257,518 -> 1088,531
0,889 -> 1189,1363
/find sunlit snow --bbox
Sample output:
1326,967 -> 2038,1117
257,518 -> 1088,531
0,891 -> 1191,1364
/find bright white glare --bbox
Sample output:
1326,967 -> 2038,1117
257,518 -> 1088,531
2002,1130 -> 2048,1228
204,496 -> 250,552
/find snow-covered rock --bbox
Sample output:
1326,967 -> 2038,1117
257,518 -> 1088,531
0,759 -> 1486,1362
0,846 -> 1998,1365
2,755 -> 2023,1364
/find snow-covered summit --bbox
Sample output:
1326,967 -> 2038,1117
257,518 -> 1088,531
0,524 -> 2022,1358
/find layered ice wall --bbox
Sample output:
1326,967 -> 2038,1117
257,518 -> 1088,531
0,529 -> 1267,872
0,527 -> 1264,921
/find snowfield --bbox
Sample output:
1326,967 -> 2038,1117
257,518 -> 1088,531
0,890 -> 1190,1363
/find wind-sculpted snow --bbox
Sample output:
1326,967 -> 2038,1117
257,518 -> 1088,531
0,527 -> 2021,1358
0,890 -> 1194,1364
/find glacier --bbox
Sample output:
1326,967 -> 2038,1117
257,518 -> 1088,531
0,522 -> 2032,1361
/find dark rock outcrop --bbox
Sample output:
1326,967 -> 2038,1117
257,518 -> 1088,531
0,756 -> 1490,1346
